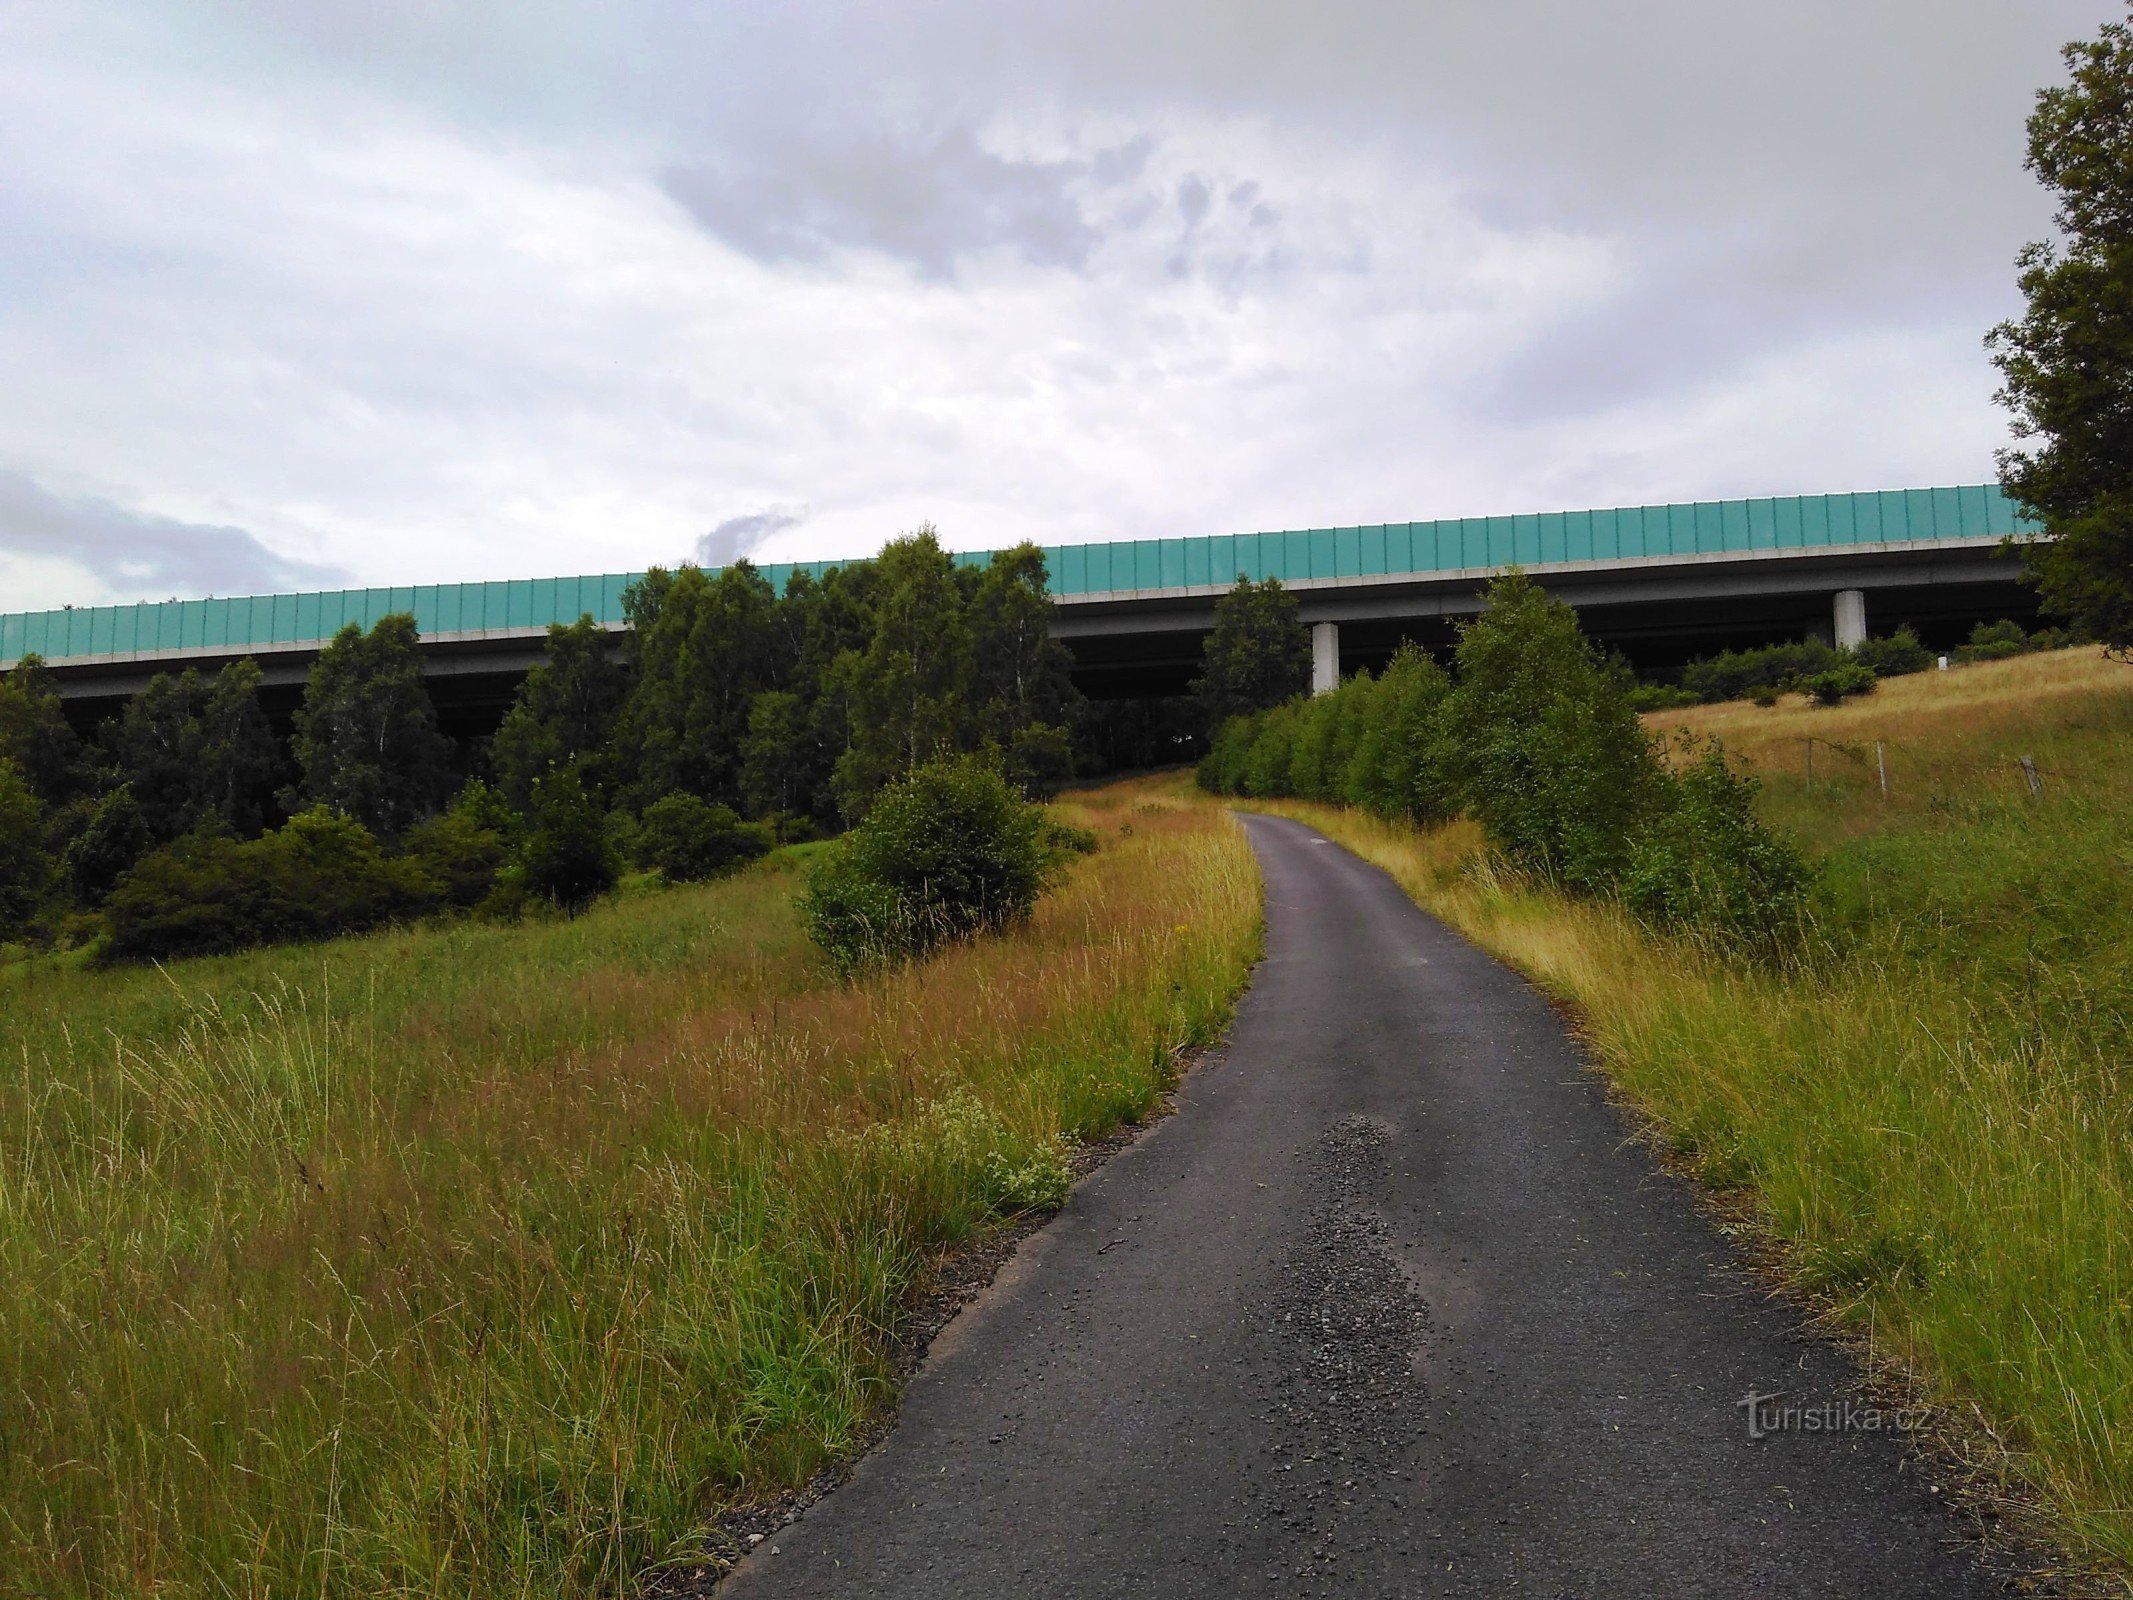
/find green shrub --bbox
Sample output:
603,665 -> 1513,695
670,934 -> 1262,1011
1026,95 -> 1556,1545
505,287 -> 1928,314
522,766 -> 618,912
58,783 -> 151,905
636,793 -> 772,882
1800,660 -> 1878,705
1287,674 -> 1371,802
1954,618 -> 2039,663
801,756 -> 1050,971
0,757 -> 53,935
1440,572 -> 1662,891
1196,716 -> 1258,794
396,780 -> 518,910
1003,721 -> 1076,800
101,807 -> 435,962
1040,817 -> 1100,861
1852,626 -> 1933,677
1680,639 -> 1842,703
1624,740 -> 1810,953
1341,644 -> 1454,822
1241,705 -> 1299,797
1627,682 -> 1702,712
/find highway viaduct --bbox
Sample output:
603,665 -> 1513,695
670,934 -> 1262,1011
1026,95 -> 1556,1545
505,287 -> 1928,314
2,484 -> 2038,732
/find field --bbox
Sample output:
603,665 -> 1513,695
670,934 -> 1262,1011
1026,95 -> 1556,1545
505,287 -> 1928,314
0,777 -> 1260,1598
1250,649 -> 2133,1578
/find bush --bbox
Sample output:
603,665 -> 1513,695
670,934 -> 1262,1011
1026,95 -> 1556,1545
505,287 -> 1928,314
1680,639 -> 1842,704
58,783 -> 150,904
1241,706 -> 1299,797
1953,618 -> 2045,663
1800,660 -> 1878,705
636,793 -> 772,882
1440,572 -> 1661,891
1627,683 -> 1702,712
1342,644 -> 1455,822
1625,741 -> 1810,952
0,757 -> 53,936
101,808 -> 435,962
1852,626 -> 1933,677
1003,722 -> 1076,800
801,756 -> 1050,971
397,781 -> 517,910
521,766 -> 617,912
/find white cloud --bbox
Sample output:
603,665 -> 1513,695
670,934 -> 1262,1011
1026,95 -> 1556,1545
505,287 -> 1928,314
0,1 -> 2101,609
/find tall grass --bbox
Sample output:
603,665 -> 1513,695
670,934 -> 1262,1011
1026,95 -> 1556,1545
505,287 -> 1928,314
0,776 -> 1259,1598
1248,649 -> 2133,1576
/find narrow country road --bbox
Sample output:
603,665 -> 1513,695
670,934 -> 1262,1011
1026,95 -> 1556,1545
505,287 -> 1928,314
723,815 -> 2019,1598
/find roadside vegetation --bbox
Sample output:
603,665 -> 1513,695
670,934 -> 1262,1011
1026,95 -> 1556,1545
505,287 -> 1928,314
0,528 -> 1094,965
0,773 -> 1257,1598
1224,646 -> 2133,1573
1199,570 -> 1810,953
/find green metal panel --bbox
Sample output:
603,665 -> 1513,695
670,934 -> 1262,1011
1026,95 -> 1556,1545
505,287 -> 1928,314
1512,514 -> 1540,565
0,484 -> 2042,670
1182,536 -> 1210,588
1159,539 -> 1186,589
1831,495 -> 1858,544
1129,540 -> 1157,590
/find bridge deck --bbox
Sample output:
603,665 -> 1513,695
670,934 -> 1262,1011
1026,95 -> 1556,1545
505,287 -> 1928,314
2,485 -> 2032,674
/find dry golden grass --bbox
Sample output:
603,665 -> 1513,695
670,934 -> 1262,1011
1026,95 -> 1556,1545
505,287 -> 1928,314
0,774 -> 1260,1599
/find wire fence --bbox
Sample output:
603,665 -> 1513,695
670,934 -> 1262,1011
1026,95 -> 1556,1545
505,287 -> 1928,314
1771,734 -> 2116,800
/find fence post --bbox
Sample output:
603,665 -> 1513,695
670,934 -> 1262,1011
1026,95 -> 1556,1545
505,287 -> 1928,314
1805,738 -> 1814,794
2020,755 -> 2042,798
1877,739 -> 1888,800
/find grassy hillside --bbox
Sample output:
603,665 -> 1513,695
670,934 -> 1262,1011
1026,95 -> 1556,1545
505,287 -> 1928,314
1252,649 -> 2133,1578
0,776 -> 1259,1598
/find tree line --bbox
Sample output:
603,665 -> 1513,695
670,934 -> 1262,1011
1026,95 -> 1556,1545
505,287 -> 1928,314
0,528 -> 1084,959
1196,571 -> 1811,954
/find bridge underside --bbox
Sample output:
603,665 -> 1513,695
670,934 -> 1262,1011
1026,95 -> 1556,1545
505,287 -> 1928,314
42,542 -> 2035,732
1060,546 -> 2033,698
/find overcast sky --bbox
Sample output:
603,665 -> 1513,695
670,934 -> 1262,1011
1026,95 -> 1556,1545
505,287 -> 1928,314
0,1 -> 2112,609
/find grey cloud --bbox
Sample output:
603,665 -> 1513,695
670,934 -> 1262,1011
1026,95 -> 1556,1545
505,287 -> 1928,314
663,127 -> 1101,280
694,506 -> 805,569
1091,133 -> 1156,185
0,470 -> 344,602
1177,173 -> 1212,228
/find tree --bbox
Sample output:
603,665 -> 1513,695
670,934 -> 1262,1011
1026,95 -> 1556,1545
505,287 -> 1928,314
491,615 -> 629,809
616,562 -> 779,806
521,765 -> 617,912
636,793 -> 770,881
1343,644 -> 1454,822
1192,576 -> 1310,732
1990,8 -> 2133,651
1439,571 -> 1661,892
0,757 -> 53,935
293,614 -> 451,836
60,783 -> 150,902
0,655 -> 93,804
834,528 -> 974,816
740,689 -> 820,820
969,542 -> 1083,795
109,660 -> 281,843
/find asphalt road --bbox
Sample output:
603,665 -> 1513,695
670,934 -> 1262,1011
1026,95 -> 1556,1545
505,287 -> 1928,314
723,814 -> 2020,1598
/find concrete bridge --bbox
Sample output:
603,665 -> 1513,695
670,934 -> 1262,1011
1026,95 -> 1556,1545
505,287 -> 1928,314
1,484 -> 2037,726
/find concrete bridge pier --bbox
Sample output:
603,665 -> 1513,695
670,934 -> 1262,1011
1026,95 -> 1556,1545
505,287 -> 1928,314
1834,588 -> 1867,651
1311,621 -> 1339,695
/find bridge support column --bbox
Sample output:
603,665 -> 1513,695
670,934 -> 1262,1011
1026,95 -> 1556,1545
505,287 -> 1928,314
1833,588 -> 1867,651
1311,622 -> 1339,695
